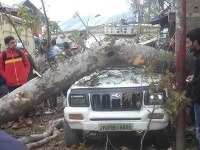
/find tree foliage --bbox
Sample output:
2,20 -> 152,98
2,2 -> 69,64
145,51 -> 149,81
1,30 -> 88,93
127,0 -> 170,23
16,5 -> 44,32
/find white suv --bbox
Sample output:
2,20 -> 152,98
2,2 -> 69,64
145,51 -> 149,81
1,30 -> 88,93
63,67 -> 171,148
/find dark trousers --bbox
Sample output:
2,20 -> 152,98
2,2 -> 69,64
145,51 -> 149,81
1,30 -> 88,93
190,101 -> 195,124
186,83 -> 195,125
49,95 -> 57,110
0,84 -> 8,98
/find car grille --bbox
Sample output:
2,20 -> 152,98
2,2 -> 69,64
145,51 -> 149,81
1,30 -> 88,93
91,93 -> 142,111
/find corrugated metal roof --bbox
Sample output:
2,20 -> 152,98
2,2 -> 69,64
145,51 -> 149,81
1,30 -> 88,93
60,11 -> 134,32
106,11 -> 134,24
60,15 -> 109,31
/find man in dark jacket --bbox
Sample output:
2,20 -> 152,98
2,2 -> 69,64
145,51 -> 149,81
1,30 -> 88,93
186,28 -> 200,149
185,52 -> 195,126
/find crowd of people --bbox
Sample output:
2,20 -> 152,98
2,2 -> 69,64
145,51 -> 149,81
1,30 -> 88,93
1,28 -> 200,149
0,36 -> 74,129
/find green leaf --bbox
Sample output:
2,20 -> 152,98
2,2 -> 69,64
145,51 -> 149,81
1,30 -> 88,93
123,92 -> 132,102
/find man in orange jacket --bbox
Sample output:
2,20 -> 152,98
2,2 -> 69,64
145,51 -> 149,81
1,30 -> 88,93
0,36 -> 30,129
0,36 -> 30,91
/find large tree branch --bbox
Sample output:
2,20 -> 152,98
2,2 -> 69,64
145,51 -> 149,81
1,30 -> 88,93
0,41 -> 164,125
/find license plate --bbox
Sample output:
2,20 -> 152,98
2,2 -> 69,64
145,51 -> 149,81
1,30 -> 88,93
99,124 -> 132,131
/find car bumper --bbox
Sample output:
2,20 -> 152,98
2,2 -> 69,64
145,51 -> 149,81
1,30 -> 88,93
64,107 -> 169,131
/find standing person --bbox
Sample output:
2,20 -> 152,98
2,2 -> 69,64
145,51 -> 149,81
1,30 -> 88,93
186,28 -> 200,149
35,42 -> 47,75
35,42 -> 48,108
47,39 -> 62,63
45,39 -> 61,114
185,51 -> 195,126
50,39 -> 62,55
0,36 -> 30,129
62,42 -> 74,57
62,42 -> 73,97
16,43 -> 38,80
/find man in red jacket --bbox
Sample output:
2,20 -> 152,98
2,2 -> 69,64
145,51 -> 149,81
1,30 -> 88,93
0,36 -> 30,129
0,36 -> 30,91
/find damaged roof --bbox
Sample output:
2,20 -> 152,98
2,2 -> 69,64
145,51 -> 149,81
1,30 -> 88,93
60,11 -> 134,32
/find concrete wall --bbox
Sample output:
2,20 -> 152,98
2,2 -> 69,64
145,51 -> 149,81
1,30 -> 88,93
0,14 -> 35,57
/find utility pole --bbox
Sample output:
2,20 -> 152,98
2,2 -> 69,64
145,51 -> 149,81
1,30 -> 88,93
175,0 -> 186,149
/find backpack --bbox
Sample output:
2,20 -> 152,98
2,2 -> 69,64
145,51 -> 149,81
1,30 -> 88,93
2,50 -> 23,66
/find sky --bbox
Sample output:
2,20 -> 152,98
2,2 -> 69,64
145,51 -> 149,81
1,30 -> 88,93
1,0 -> 131,21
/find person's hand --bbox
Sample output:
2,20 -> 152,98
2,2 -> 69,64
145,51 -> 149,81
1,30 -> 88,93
186,75 -> 194,83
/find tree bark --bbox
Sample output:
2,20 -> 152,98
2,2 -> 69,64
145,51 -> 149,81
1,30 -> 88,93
18,127 -> 54,144
26,128 -> 60,149
18,118 -> 63,147
0,41 -> 165,125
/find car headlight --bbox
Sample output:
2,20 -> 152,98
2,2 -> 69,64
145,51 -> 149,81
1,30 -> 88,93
145,92 -> 165,105
69,94 -> 89,107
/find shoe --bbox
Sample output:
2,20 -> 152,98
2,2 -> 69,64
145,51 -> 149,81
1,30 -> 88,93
45,109 -> 54,115
25,117 -> 32,126
12,122 -> 20,129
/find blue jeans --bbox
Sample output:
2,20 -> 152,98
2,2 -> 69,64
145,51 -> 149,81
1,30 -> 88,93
194,104 -> 200,149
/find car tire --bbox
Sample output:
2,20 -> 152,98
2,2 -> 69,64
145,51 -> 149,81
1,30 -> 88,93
63,118 -> 83,147
154,122 -> 172,149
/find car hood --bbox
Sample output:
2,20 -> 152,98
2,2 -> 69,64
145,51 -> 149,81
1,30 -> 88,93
71,68 -> 161,89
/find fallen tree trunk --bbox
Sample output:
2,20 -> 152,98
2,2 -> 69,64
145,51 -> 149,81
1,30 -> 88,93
18,127 -> 54,144
0,40 -> 168,125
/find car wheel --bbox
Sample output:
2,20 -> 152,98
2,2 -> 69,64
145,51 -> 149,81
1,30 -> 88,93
154,122 -> 172,149
63,118 -> 83,147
